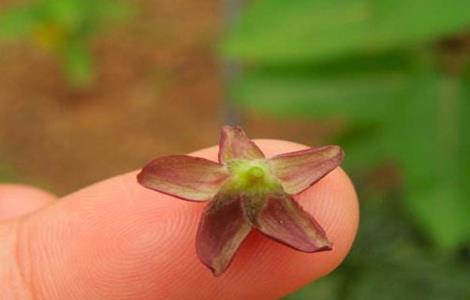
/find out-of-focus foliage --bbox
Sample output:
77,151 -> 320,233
0,0 -> 134,88
224,0 -> 470,298
224,0 -> 470,64
287,194 -> 470,300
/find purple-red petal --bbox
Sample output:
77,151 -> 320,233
196,187 -> 252,276
251,192 -> 332,252
218,125 -> 264,164
137,155 -> 229,201
269,145 -> 344,195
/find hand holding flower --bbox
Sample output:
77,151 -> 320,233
138,126 -> 344,275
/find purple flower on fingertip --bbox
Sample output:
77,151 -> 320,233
137,126 -> 344,276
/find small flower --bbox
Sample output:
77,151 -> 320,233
137,126 -> 344,276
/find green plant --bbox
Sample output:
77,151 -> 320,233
286,194 -> 470,300
0,0 -> 134,88
224,0 -> 470,251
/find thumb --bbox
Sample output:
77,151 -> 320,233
4,140 -> 359,300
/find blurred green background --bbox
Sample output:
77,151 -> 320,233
1,0 -> 469,299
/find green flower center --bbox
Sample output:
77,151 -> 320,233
246,166 -> 264,181
227,160 -> 278,191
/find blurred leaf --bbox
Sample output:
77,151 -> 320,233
231,52 -> 416,121
284,195 -> 470,299
344,196 -> 470,300
284,273 -> 342,300
224,0 -> 470,63
0,6 -> 37,40
35,0 -> 133,38
39,0 -> 84,31
61,42 -> 94,88
385,75 -> 470,248
232,69 -> 411,121
348,260 -> 470,300
350,196 -> 470,300
336,124 -> 387,172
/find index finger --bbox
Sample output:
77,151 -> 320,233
21,140 -> 359,300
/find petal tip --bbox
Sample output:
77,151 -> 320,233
136,166 -> 149,180
317,239 -> 334,252
331,145 -> 345,164
321,144 -> 345,165
196,252 -> 226,277
218,124 -> 264,163
297,238 -> 333,253
211,265 -> 225,277
219,125 -> 242,142
136,167 -> 152,189
196,244 -> 237,277
221,124 -> 241,132
269,144 -> 345,195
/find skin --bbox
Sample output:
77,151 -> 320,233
0,140 -> 359,300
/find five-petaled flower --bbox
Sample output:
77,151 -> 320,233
137,126 -> 344,276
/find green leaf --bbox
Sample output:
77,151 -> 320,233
61,42 -> 94,88
232,70 -> 410,121
287,194 -> 470,299
230,52 -> 415,122
223,0 -> 470,63
384,74 -> 470,248
284,273 -> 342,299
39,0 -> 84,31
344,195 -> 470,300
337,124 -> 387,173
0,6 -> 37,40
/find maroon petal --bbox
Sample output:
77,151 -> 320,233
137,155 -> 229,201
269,145 -> 344,195
251,192 -> 332,252
218,125 -> 264,164
196,187 -> 252,276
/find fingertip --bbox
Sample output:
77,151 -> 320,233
22,140 -> 358,299
189,140 -> 359,297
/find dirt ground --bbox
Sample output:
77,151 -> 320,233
0,0 -> 326,195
